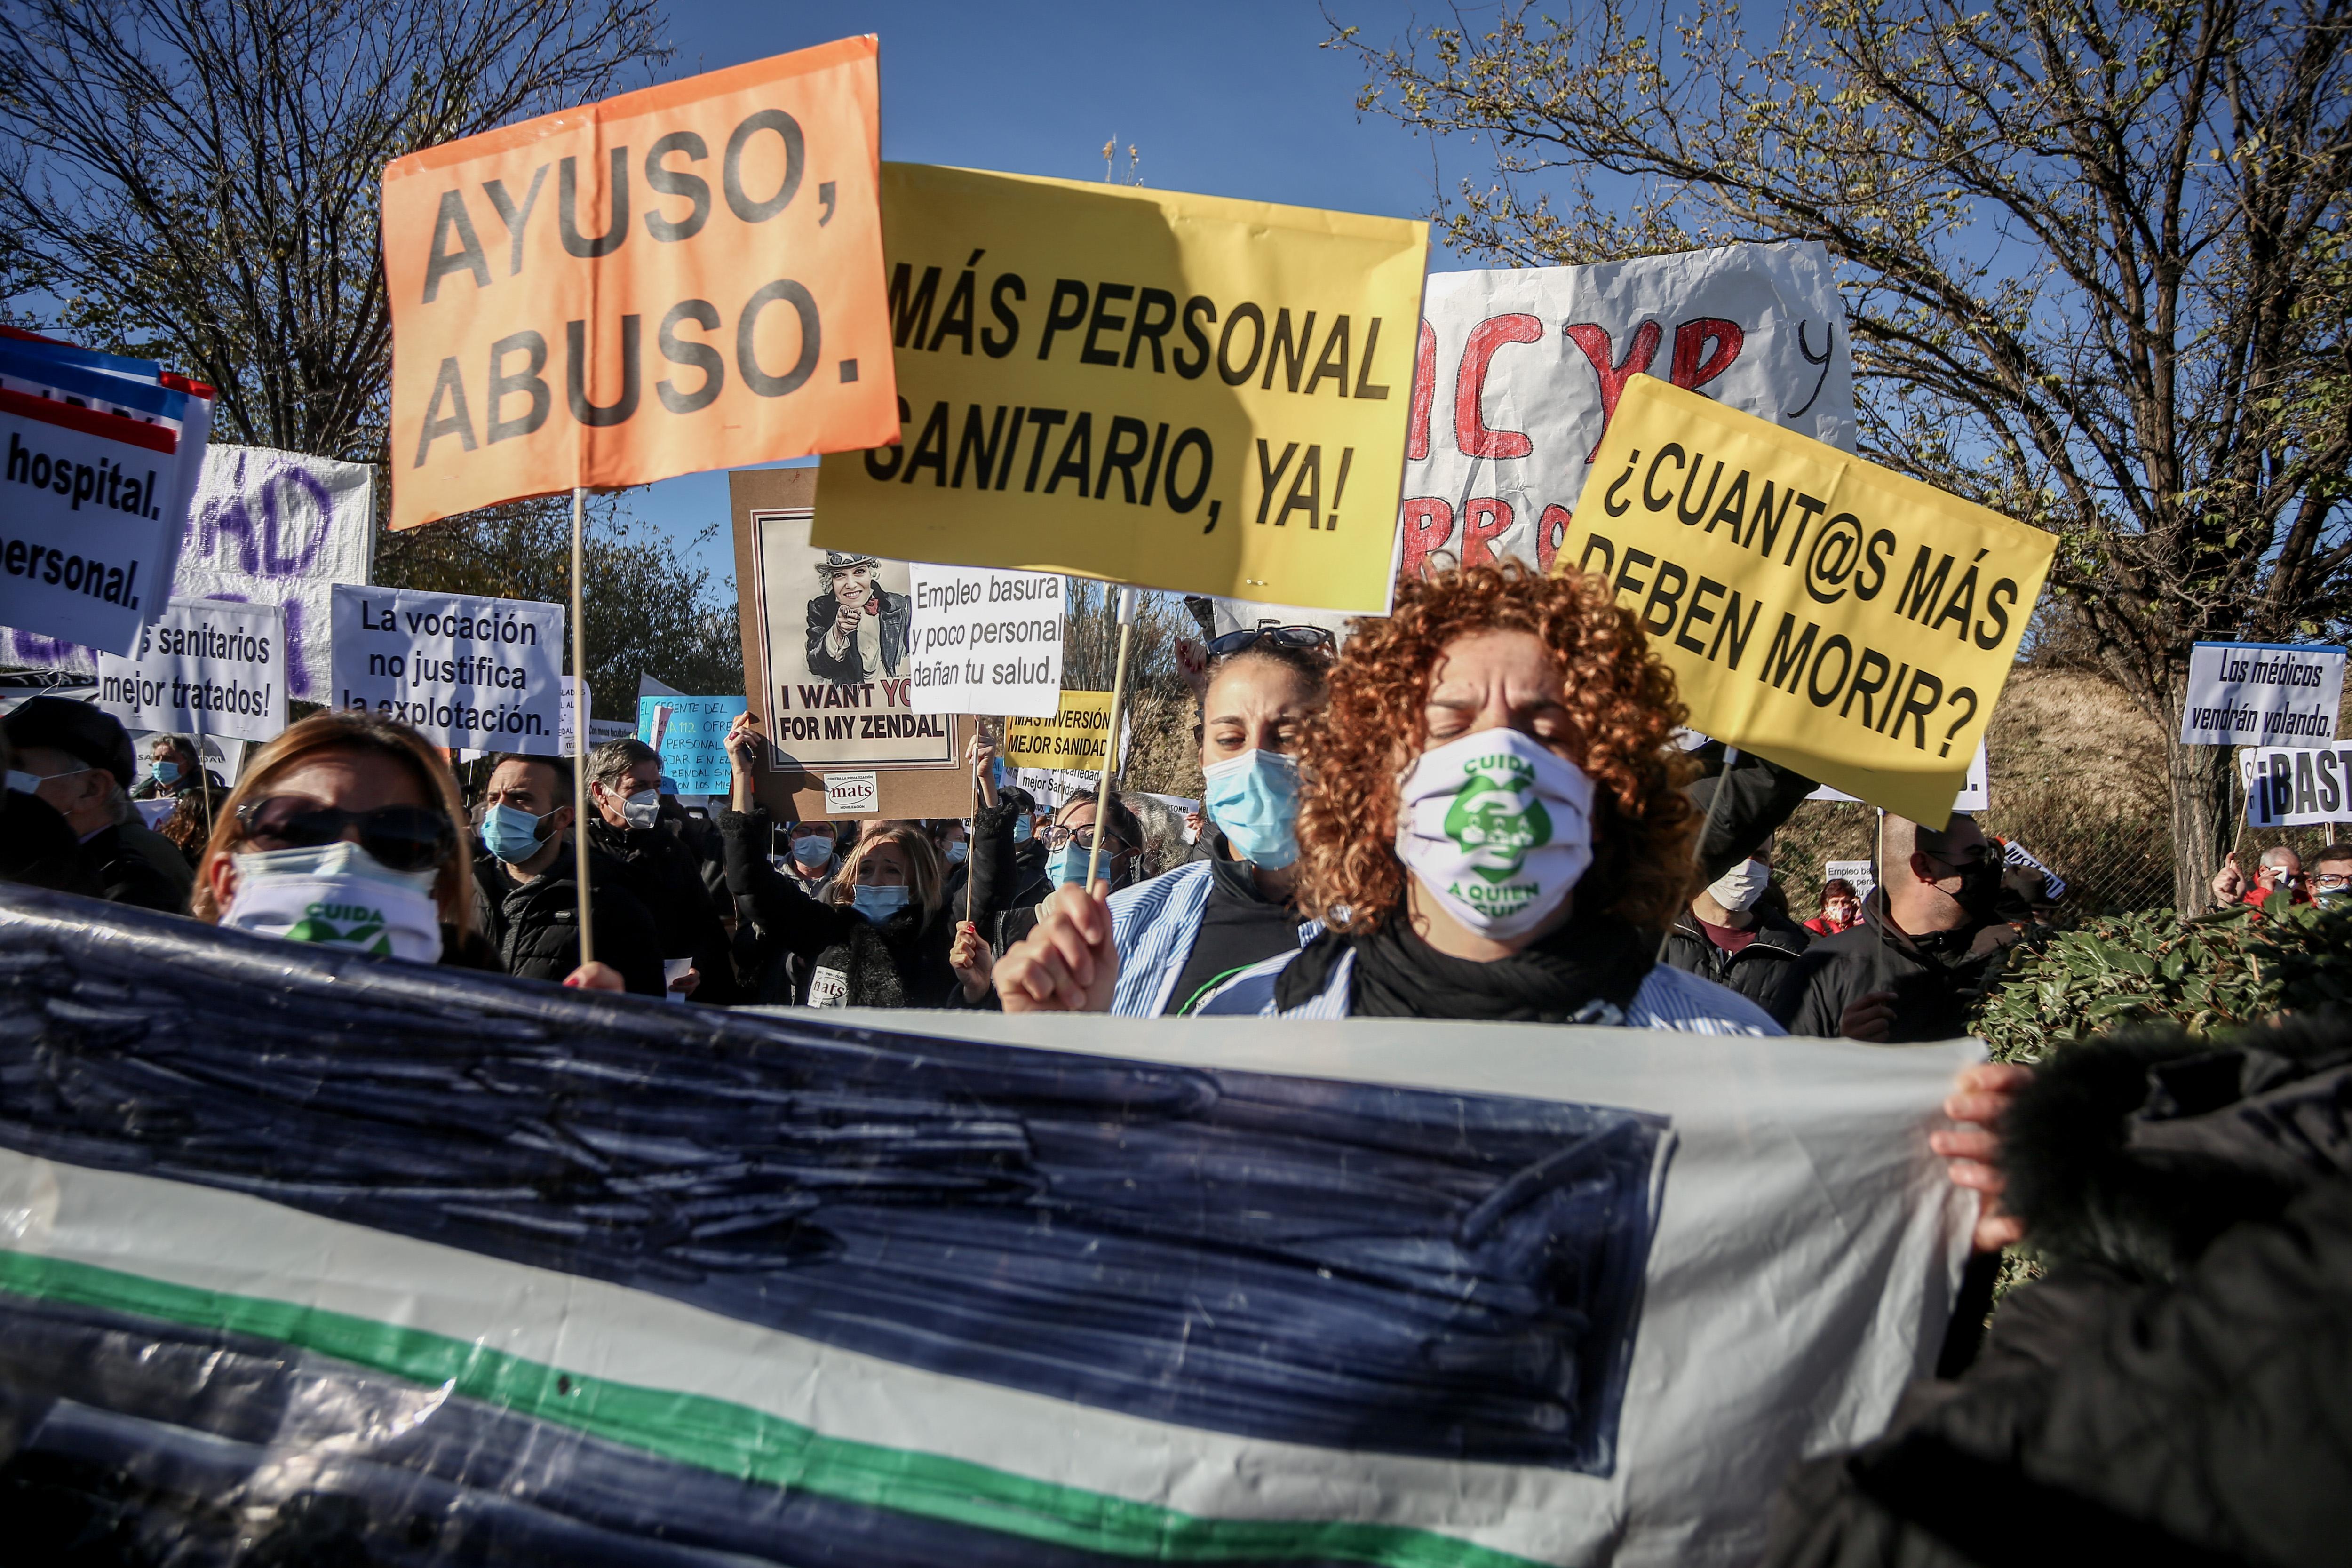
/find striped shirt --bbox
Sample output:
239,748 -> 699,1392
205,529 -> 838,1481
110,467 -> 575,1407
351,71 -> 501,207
1106,861 -> 1322,1017
1194,944 -> 1786,1033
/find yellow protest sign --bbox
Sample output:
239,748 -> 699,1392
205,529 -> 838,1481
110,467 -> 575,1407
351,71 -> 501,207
813,163 -> 1427,613
1563,376 -> 2054,821
382,39 -> 898,531
1003,691 -> 1123,772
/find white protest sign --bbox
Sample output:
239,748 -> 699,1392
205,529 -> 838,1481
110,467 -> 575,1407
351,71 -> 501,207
906,564 -> 1065,718
2238,741 -> 2352,828
1401,240 -> 1853,582
95,597 -> 286,743
0,391 -> 186,653
1808,742 -> 1989,813
2182,640 -> 2345,748
175,445 -> 374,702
330,585 -> 563,755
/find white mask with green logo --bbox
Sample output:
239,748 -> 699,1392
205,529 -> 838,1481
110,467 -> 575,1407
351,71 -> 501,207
1394,728 -> 1595,940
222,841 -> 444,963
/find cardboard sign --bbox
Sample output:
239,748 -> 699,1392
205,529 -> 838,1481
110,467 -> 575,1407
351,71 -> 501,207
814,163 -> 1428,613
383,38 -> 896,530
905,563 -> 1064,717
1004,691 -> 1124,773
2239,742 -> 2352,827
1565,376 -> 2054,822
330,584 -> 564,753
2181,641 -> 2344,748
730,466 -> 975,822
637,694 -> 747,795
95,597 -> 286,743
1403,242 -> 1853,582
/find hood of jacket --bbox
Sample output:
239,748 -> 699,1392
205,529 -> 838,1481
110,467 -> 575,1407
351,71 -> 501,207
2001,1015 -> 2352,1284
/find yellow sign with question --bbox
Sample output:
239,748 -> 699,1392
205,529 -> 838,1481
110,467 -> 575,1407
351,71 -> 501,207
814,162 -> 1428,613
1562,375 -> 2055,822
1003,690 -> 1123,772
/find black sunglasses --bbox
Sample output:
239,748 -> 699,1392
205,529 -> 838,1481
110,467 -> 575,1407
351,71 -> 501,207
1205,624 -> 1335,660
236,796 -> 456,873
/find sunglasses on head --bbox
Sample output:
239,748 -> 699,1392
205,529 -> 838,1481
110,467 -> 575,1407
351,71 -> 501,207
236,796 -> 456,873
1205,624 -> 1335,660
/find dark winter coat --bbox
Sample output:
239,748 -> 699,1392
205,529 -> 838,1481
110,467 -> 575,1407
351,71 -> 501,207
469,841 -> 667,996
1782,891 -> 2023,1040
969,797 -> 1057,954
719,809 -> 981,1009
77,823 -> 183,915
584,815 -> 740,1004
1662,907 -> 1812,1020
1687,744 -> 1819,882
1764,1020 -> 2352,1568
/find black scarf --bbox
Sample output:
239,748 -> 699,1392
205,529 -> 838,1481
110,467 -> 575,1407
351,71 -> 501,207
1274,906 -> 1656,1022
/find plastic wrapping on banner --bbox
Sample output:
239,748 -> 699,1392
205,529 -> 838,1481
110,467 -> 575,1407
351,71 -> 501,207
0,883 -> 1973,1566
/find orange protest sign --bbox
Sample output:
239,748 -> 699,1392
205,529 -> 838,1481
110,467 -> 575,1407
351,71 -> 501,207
382,38 -> 897,531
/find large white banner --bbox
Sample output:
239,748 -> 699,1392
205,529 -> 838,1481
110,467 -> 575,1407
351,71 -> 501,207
3,442 -> 369,699
1400,240 -> 1855,582
94,597 -> 286,743
906,564 -> 1065,718
330,584 -> 563,755
2181,640 -> 2344,748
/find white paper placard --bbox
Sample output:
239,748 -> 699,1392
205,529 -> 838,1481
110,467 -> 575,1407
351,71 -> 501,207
2181,640 -> 2345,748
329,584 -> 564,755
94,596 -> 287,743
906,563 -> 1065,718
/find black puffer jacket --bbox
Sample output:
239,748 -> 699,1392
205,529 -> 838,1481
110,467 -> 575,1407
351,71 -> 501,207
1764,1020 -> 2352,1568
585,816 -> 739,1004
469,841 -> 666,996
1782,891 -> 2024,1040
1662,907 -> 1812,1019
718,809 -> 970,1009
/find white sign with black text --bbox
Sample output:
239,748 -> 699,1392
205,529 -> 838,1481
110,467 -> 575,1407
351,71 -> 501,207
905,564 -> 1065,719
330,584 -> 564,755
2182,641 -> 2345,748
94,597 -> 286,743
2238,742 -> 2352,828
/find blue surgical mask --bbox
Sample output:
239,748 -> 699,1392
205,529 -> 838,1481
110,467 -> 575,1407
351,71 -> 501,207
1011,815 -> 1034,844
482,803 -> 558,864
945,841 -> 968,865
1201,749 -> 1300,869
1048,842 -> 1126,889
789,835 -> 834,870
852,883 -> 910,921
150,760 -> 181,786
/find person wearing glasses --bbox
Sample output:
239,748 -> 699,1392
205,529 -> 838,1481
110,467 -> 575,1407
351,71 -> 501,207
987,623 -> 1335,1015
187,711 -> 503,971
1783,812 -> 2020,1042
2308,844 -> 2352,909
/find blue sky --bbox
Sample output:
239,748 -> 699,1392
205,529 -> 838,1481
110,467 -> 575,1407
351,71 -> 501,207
634,0 -> 1478,587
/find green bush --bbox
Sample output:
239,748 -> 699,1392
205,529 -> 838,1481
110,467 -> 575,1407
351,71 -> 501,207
1972,892 -> 2352,1062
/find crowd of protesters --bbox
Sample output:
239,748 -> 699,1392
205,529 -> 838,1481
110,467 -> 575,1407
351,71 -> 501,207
9,556 -> 2350,1565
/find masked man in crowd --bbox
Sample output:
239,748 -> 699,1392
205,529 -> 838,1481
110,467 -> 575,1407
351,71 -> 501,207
1784,812 -> 2020,1042
473,753 -> 666,996
1663,835 -> 1812,1019
3,697 -> 185,912
583,738 -> 737,1002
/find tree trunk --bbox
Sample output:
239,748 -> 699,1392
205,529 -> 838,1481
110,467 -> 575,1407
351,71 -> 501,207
2166,731 -> 2236,913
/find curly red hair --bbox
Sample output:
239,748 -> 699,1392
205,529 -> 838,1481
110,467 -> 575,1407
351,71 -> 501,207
1297,561 -> 1698,938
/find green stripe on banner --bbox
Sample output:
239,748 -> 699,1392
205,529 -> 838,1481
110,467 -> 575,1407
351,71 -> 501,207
0,1249 -> 1544,1568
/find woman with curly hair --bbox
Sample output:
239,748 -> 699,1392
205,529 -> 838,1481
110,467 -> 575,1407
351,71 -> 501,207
997,563 -> 1766,1027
